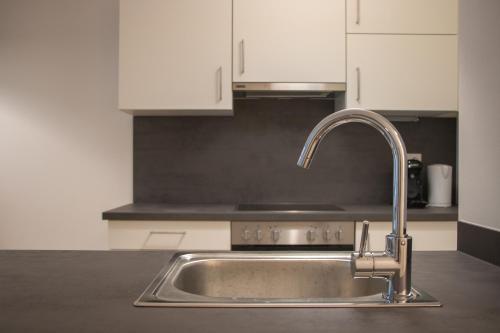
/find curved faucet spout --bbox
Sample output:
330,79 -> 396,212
297,108 -> 408,238
297,108 -> 412,302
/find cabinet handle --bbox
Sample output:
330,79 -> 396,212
142,231 -> 185,250
240,39 -> 245,75
356,0 -> 360,25
356,67 -> 361,102
217,66 -> 222,102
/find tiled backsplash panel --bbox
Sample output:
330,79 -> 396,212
134,100 -> 456,204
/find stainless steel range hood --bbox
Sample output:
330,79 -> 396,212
233,82 -> 346,99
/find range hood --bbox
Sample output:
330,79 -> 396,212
233,82 -> 346,99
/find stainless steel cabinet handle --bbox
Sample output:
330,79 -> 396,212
240,39 -> 245,75
358,221 -> 369,257
356,0 -> 360,25
217,66 -> 222,102
356,67 -> 361,102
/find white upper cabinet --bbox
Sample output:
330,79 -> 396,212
346,35 -> 458,111
233,0 -> 346,83
346,0 -> 458,34
119,0 -> 232,115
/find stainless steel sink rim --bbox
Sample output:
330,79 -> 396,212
135,252 -> 441,308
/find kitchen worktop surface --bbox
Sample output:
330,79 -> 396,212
1,250 -> 499,333
102,203 -> 458,221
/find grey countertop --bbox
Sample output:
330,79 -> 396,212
1,250 -> 499,333
102,203 -> 458,222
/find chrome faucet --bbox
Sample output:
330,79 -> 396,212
297,108 -> 413,302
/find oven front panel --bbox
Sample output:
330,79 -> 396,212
231,244 -> 354,251
231,221 -> 355,249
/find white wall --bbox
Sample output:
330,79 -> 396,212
458,0 -> 500,231
0,0 -> 132,249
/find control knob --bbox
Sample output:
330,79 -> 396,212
306,229 -> 316,242
241,228 -> 251,241
255,228 -> 263,241
271,229 -> 280,242
335,227 -> 343,241
323,228 -> 333,241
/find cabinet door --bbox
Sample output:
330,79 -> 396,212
119,0 -> 232,114
233,0 -> 345,83
347,35 -> 458,111
108,221 -> 231,250
355,221 -> 457,251
347,0 -> 458,34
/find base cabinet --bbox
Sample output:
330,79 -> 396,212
107,220 -> 456,251
108,221 -> 231,250
355,221 -> 457,251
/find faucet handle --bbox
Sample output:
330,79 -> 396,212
358,220 -> 370,257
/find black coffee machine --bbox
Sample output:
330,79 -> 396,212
408,159 -> 427,208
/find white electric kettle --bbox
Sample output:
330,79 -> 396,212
427,164 -> 453,207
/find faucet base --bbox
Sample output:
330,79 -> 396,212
351,235 -> 413,303
383,290 -> 416,303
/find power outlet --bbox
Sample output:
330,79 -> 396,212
407,153 -> 422,162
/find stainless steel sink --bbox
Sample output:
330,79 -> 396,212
135,252 -> 440,307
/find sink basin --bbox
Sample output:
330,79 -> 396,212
236,203 -> 343,211
135,252 -> 440,307
173,256 -> 382,299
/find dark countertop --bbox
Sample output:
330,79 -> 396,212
1,250 -> 499,333
102,203 -> 458,222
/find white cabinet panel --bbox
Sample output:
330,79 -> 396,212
119,0 -> 232,114
109,220 -> 455,251
347,34 -> 458,111
347,0 -> 458,34
108,221 -> 231,250
355,221 -> 457,251
233,0 -> 345,83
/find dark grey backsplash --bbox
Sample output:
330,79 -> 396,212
134,99 -> 457,205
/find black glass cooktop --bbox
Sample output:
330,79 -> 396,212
237,203 -> 344,212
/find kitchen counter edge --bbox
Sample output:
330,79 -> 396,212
102,203 -> 458,222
